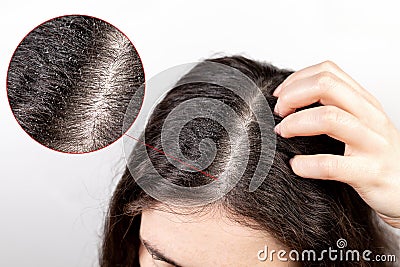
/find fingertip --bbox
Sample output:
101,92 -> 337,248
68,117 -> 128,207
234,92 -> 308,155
273,84 -> 283,96
276,108 -> 295,118
274,123 -> 281,135
289,156 -> 300,168
289,156 -> 298,171
289,155 -> 307,178
274,103 -> 280,116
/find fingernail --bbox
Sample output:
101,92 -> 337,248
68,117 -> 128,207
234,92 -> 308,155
289,158 -> 294,165
274,123 -> 281,135
273,84 -> 283,96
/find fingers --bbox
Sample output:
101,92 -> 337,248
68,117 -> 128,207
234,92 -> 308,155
274,60 -> 384,111
273,72 -> 388,135
289,154 -> 374,186
376,213 -> 400,229
275,105 -> 386,151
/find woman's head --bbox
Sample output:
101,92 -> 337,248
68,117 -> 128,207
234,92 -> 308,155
101,56 -> 393,266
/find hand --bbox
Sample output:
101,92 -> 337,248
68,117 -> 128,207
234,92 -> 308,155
273,60 -> 400,229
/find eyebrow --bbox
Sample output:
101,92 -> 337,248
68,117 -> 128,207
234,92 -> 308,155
139,234 -> 184,267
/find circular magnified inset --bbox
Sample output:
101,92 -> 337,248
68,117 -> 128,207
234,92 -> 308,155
7,15 -> 145,153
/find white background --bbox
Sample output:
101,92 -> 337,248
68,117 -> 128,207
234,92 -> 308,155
1,1 -> 400,266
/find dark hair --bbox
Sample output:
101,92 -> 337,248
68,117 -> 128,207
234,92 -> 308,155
101,56 -> 395,266
7,15 -> 144,153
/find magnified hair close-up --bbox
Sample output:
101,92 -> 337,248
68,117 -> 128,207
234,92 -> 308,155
7,15 -> 145,153
101,56 -> 399,267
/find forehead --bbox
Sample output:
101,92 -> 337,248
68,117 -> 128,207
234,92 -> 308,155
140,208 -> 289,266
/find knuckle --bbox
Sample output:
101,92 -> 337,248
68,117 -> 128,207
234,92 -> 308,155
320,106 -> 340,128
319,156 -> 338,179
361,159 -> 384,188
374,133 -> 391,154
381,112 -> 393,128
316,71 -> 336,95
320,60 -> 338,70
315,71 -> 336,92
370,160 -> 384,177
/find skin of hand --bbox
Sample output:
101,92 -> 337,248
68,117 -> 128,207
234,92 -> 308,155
272,60 -> 400,229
